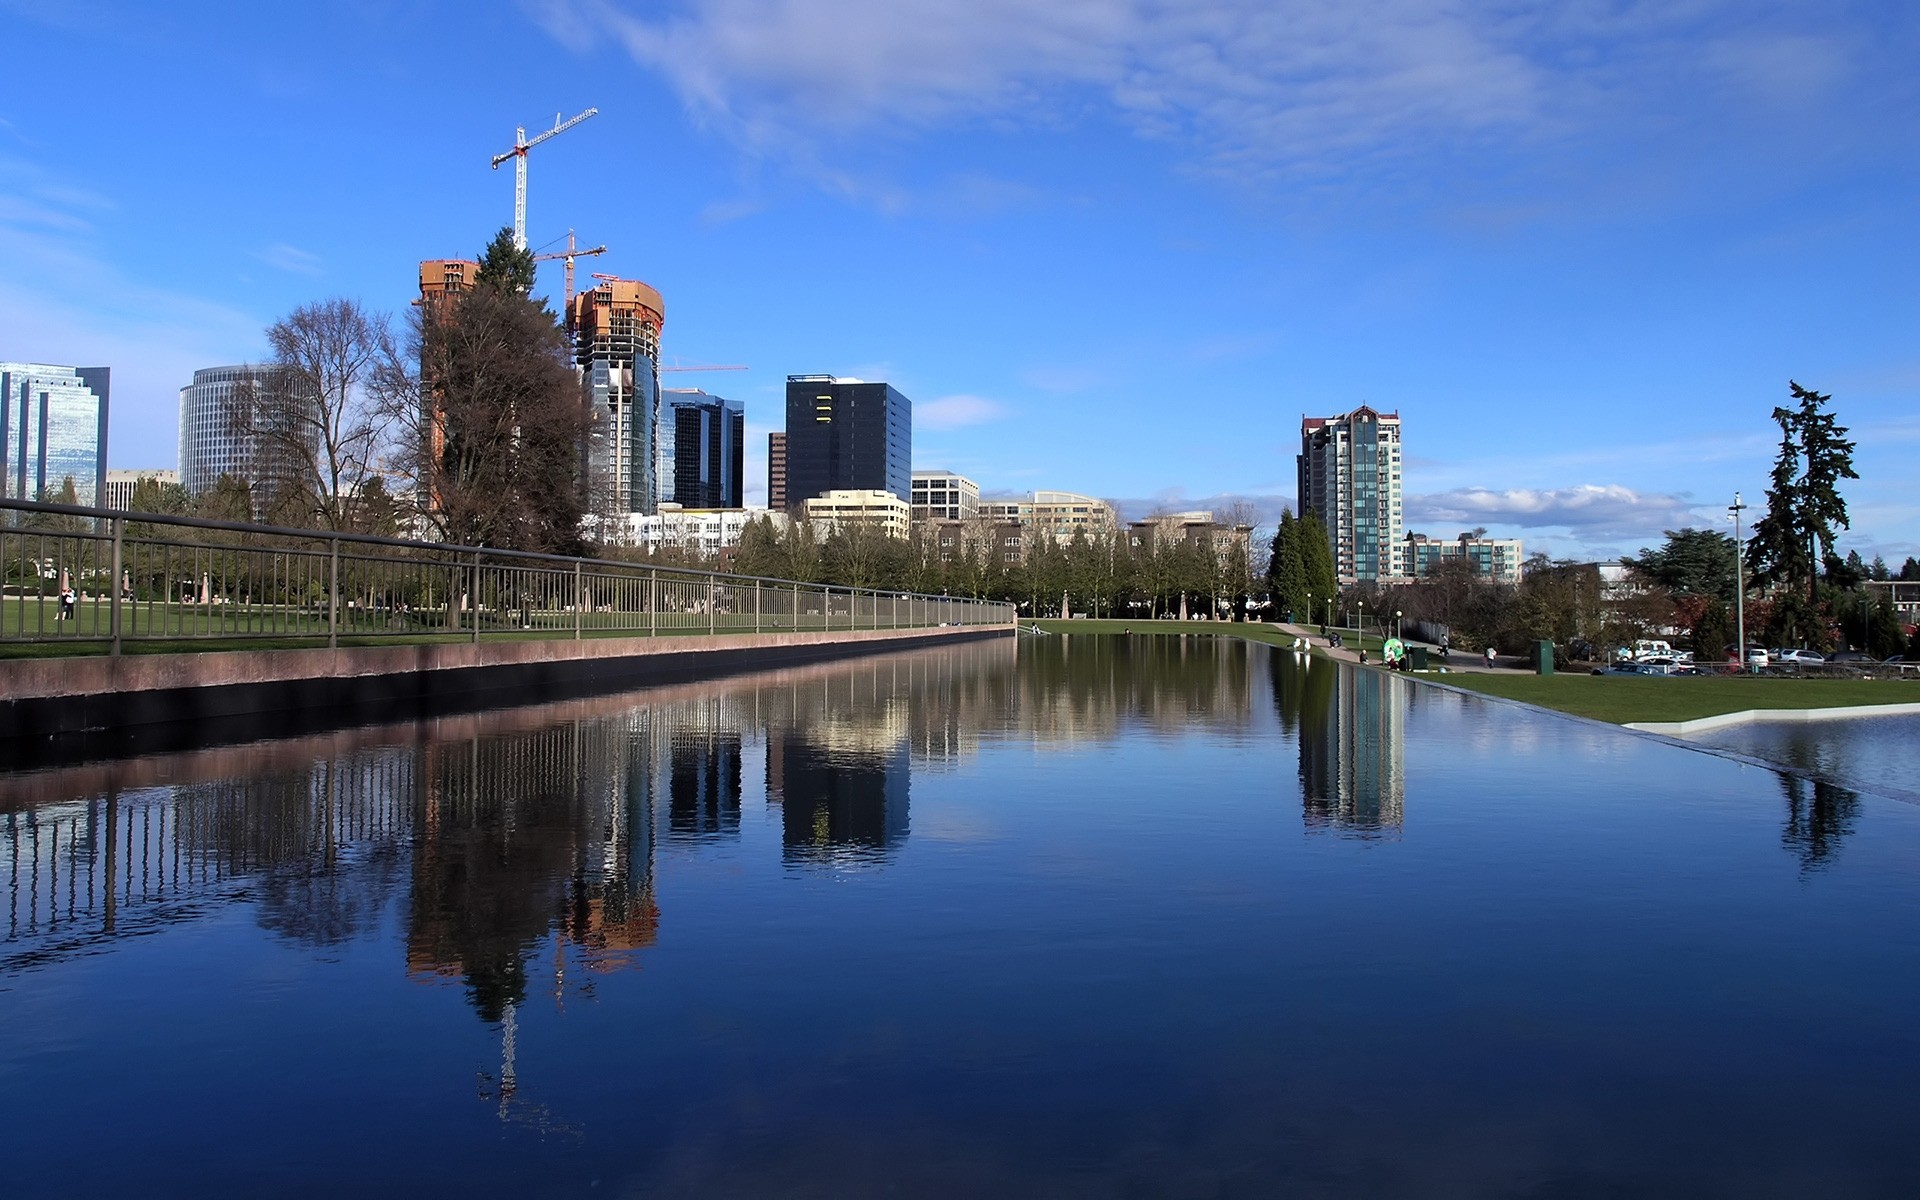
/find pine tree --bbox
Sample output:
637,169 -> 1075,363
475,226 -> 537,297
1748,382 -> 1857,609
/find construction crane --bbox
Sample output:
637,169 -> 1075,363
532,230 -> 606,315
491,107 -> 598,250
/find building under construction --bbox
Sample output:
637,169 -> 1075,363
570,276 -> 666,516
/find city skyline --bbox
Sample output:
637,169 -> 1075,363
3,2 -> 1916,563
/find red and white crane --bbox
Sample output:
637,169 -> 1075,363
491,107 -> 597,250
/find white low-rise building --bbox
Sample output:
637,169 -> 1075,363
600,505 -> 784,555
805,489 -> 911,538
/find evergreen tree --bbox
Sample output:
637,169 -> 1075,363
475,226 -> 538,297
1298,510 -> 1338,623
1749,381 -> 1857,609
1268,508 -> 1307,621
1627,527 -> 1736,600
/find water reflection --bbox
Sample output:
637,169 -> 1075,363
1272,653 -> 1407,838
1779,774 -> 1862,875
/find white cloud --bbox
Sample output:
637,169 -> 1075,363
254,242 -> 325,276
1406,484 -> 1703,537
916,393 -> 1007,430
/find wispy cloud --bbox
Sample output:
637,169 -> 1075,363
917,393 -> 1007,430
253,242 -> 324,276
1406,484 -> 1704,538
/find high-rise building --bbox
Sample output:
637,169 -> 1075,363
911,470 -> 980,522
767,432 -> 787,511
572,277 -> 666,515
1298,407 -> 1404,585
782,376 -> 910,506
177,365 -> 280,496
659,388 -> 744,510
1,363 -> 109,506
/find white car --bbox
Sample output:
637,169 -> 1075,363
1775,648 -> 1825,666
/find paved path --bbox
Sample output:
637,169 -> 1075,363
1270,623 -> 1520,674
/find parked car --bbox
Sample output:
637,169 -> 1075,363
1775,649 -> 1825,666
1829,651 -> 1874,664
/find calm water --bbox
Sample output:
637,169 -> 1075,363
4,636 -> 1919,1198
1681,711 -> 1920,806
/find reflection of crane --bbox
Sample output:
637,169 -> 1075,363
490,108 -> 598,250
532,230 -> 606,317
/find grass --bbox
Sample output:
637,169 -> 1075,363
1433,671 -> 1920,725
1035,618 -> 1919,725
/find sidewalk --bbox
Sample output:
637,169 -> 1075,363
1271,623 -> 1517,673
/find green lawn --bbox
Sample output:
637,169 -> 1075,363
1419,671 -> 1919,724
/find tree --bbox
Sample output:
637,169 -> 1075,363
475,226 -> 537,297
1267,508 -> 1307,621
1902,557 -> 1920,582
1627,528 -> 1735,601
1749,381 -> 1858,609
402,279 -> 590,554
227,298 -> 395,532
1297,510 -> 1337,621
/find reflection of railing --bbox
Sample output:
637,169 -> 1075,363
1,496 -> 1014,654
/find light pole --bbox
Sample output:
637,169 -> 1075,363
1396,609 -> 1403,639
1730,492 -> 1747,671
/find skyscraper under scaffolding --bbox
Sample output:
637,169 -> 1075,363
570,276 -> 666,516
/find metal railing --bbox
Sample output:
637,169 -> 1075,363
0,497 -> 1014,655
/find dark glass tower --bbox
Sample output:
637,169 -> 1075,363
659,388 -> 744,509
782,376 -> 911,505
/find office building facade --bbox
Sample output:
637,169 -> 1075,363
978,490 -> 1117,543
1403,532 -> 1524,584
103,468 -> 180,511
911,470 -> 980,522
1298,406 -> 1404,585
572,276 -> 667,516
178,365 -> 288,496
658,388 -> 744,510
767,432 -> 787,511
783,376 -> 910,506
2,363 -> 109,506
803,489 -> 912,538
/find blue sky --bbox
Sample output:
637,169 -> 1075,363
3,0 -> 1916,563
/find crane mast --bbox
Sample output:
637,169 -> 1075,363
490,107 -> 598,250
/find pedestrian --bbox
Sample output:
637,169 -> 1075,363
58,584 -> 76,621
1484,645 -> 1496,669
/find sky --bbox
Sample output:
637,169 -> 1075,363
3,0 -> 1917,564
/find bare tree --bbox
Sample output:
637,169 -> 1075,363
228,299 -> 395,531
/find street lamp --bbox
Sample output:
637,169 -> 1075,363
1396,609 -> 1403,639
1730,492 -> 1747,671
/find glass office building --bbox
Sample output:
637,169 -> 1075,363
782,376 -> 911,507
658,388 -> 745,510
1298,406 -> 1404,585
1,363 -> 109,506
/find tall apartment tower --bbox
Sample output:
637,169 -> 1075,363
571,277 -> 666,515
1298,406 -> 1404,585
1,363 -> 109,505
658,388 -> 745,509
767,432 -> 788,511
782,376 -> 911,506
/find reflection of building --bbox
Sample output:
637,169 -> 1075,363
805,488 -> 911,537
773,732 -> 910,865
1403,531 -> 1524,584
572,276 -> 667,515
659,388 -> 744,509
1293,660 -> 1406,838
1299,406 -> 1404,585
668,730 -> 743,842
3,362 -> 109,505
783,375 -> 911,505
911,470 -> 980,521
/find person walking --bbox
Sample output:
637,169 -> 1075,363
1483,644 -> 1497,669
58,583 -> 76,621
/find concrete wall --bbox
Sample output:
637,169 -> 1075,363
0,625 -> 1011,750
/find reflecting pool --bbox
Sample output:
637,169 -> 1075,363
5,636 -> 1920,1197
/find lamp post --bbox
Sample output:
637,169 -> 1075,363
1396,609 -> 1403,639
1359,599 -> 1367,644
1730,492 -> 1747,671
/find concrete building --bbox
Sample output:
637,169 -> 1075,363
602,504 -> 783,557
572,276 -> 667,516
975,490 -> 1117,543
1299,406 -> 1405,585
1403,532 -> 1524,584
783,376 -> 910,506
103,468 -> 180,511
911,470 -> 980,522
767,432 -> 788,511
1,363 -> 109,506
177,365 -> 290,497
659,389 -> 744,510
804,489 -> 911,538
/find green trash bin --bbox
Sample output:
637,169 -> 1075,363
1409,646 -> 1429,670
1535,639 -> 1555,676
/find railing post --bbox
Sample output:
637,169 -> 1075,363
573,561 -> 583,640
793,582 -> 799,632
649,569 -> 658,637
108,516 -> 124,656
754,580 -> 761,634
708,575 -> 716,636
328,536 -> 340,650
471,552 -> 481,645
